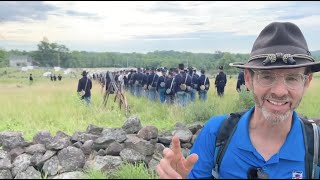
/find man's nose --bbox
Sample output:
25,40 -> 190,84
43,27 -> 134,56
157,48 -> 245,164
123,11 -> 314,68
270,77 -> 289,96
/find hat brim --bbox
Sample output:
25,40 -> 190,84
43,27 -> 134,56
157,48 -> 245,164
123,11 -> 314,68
230,58 -> 320,72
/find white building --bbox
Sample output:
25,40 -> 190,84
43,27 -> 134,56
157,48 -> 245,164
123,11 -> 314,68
9,55 -> 33,67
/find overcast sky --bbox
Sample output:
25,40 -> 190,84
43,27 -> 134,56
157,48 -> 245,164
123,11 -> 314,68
0,1 -> 320,53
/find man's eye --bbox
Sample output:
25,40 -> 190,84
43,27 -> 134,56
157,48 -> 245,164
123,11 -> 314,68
286,75 -> 300,82
261,75 -> 274,80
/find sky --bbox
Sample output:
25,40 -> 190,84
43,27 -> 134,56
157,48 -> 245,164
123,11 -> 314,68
0,1 -> 320,54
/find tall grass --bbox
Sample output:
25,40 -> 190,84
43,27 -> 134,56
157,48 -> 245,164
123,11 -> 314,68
1,67 -> 320,141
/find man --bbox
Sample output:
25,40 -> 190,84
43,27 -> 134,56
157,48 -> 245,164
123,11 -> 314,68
156,22 -> 320,179
236,69 -> 245,92
29,73 -> 33,84
164,69 -> 176,104
189,67 -> 199,102
197,69 -> 210,101
215,65 -> 227,97
77,70 -> 92,106
147,67 -> 159,101
58,74 -> 62,81
175,63 -> 192,107
157,68 -> 167,103
133,68 -> 144,97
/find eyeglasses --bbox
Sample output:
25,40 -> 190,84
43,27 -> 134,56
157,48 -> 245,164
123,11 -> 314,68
252,70 -> 308,90
247,167 -> 269,179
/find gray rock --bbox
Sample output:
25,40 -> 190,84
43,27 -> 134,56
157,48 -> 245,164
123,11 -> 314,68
36,150 -> 56,167
124,136 -> 155,156
191,129 -> 201,144
32,131 -> 53,146
42,156 -> 59,176
57,146 -> 85,172
93,136 -> 115,151
71,132 -> 99,143
80,140 -> 93,155
0,150 -> 10,160
0,131 -> 25,150
30,152 -> 43,167
172,129 -> 193,143
72,141 -> 82,148
9,147 -> 24,160
154,143 -> 165,155
0,158 -> 12,169
0,169 -> 12,179
149,138 -> 158,145
86,124 -> 103,135
120,148 -> 145,164
97,149 -> 106,156
158,136 -> 172,145
101,128 -> 127,143
122,116 -> 143,134
181,148 -> 190,158
106,142 -> 124,156
14,166 -> 41,179
46,137 -> 71,151
25,144 -> 46,155
12,153 -> 32,177
188,122 -> 204,134
84,155 -> 123,172
181,143 -> 192,149
52,171 -> 86,179
137,126 -> 158,141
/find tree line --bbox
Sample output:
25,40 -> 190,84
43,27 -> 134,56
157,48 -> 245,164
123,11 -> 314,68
1,39 -> 320,75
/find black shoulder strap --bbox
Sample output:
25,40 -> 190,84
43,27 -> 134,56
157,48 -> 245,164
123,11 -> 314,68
212,109 -> 248,179
299,116 -> 319,179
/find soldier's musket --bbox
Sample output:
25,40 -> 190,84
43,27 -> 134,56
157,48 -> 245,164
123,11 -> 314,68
102,72 -> 130,116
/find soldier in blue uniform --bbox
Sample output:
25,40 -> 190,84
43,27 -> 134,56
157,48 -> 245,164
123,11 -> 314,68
236,69 -> 246,92
215,66 -> 227,97
77,71 -> 92,106
189,67 -> 199,102
164,69 -> 176,104
127,69 -> 135,96
197,69 -> 210,101
133,68 -> 144,97
175,63 -> 192,107
142,67 -> 150,98
147,67 -> 159,101
157,68 -> 167,103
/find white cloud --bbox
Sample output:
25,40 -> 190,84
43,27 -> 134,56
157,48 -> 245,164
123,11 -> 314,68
0,1 -> 319,52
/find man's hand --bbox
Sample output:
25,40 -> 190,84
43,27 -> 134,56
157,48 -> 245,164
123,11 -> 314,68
156,135 -> 198,179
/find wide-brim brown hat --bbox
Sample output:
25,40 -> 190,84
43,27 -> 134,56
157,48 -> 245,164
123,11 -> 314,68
229,22 -> 320,72
81,71 -> 87,76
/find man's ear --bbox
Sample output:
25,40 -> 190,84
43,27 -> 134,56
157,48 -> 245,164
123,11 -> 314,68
304,73 -> 313,88
244,69 -> 253,91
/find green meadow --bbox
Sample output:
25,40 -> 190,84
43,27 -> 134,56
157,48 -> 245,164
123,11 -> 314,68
1,67 -> 320,178
1,67 -> 320,140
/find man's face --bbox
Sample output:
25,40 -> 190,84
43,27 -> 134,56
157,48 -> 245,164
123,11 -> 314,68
244,67 -> 312,125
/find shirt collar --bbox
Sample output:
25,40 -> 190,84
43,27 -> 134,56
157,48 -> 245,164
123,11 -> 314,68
236,106 -> 304,161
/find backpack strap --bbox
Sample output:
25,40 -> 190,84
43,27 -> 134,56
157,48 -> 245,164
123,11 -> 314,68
299,116 -> 320,179
212,109 -> 248,179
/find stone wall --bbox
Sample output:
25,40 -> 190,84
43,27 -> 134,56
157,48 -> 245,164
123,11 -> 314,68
0,116 -> 203,179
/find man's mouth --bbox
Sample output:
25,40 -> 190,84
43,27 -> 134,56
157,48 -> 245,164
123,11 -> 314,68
267,100 -> 288,106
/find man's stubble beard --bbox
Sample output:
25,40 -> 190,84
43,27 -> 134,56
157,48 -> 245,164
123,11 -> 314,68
251,83 -> 302,125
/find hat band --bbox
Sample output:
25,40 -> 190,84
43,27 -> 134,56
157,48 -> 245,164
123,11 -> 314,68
248,53 -> 315,66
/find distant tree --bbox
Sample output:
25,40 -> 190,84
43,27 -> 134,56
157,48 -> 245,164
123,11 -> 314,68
31,37 -> 70,67
0,49 -> 8,67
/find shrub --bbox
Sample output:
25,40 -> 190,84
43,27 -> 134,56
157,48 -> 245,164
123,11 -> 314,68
236,89 -> 255,110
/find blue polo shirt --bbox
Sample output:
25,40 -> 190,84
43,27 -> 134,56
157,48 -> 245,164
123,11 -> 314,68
188,106 -> 306,179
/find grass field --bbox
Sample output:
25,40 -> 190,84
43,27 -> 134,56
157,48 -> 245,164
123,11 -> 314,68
1,67 -> 320,178
1,67 -> 320,141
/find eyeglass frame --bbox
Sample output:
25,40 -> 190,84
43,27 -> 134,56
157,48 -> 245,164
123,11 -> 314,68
249,69 -> 310,90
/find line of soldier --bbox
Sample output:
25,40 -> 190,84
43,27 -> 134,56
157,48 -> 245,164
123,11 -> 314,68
92,63 -> 212,107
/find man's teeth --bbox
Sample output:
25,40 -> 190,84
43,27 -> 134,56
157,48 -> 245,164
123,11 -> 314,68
268,100 -> 286,105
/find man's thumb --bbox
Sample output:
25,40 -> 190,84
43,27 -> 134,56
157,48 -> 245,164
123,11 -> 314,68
184,153 -> 198,170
